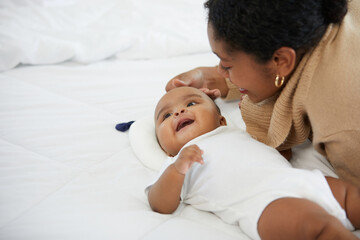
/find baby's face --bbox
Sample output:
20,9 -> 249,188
155,87 -> 226,156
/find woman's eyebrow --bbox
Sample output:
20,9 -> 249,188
212,51 -> 230,62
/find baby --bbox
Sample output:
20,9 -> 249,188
147,86 -> 360,240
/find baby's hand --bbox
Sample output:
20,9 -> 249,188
174,144 -> 204,175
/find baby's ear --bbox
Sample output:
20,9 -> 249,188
220,116 -> 227,126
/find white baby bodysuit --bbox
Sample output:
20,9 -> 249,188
147,126 -> 353,240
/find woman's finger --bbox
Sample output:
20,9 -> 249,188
173,78 -> 190,87
200,88 -> 221,100
166,78 -> 191,91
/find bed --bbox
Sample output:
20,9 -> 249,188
1,1 -> 359,239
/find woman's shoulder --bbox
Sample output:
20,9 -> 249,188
305,2 -> 360,109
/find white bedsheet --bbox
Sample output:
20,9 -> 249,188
0,1 -> 359,239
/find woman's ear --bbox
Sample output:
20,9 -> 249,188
272,47 -> 296,77
220,116 -> 227,126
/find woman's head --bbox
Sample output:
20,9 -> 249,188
205,0 -> 348,63
205,0 -> 348,103
154,87 -> 226,157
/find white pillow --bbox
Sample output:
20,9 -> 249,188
129,115 -> 168,171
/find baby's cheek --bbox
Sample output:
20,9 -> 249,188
156,127 -> 169,151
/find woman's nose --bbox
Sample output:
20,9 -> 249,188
174,109 -> 186,116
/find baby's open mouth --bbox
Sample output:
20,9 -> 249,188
176,119 -> 194,131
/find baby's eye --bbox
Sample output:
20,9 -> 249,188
163,113 -> 171,120
187,101 -> 197,107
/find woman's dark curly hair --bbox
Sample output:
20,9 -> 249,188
205,0 -> 348,63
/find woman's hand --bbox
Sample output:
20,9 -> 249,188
166,66 -> 229,99
174,144 -> 204,175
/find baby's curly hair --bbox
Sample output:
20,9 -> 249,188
205,0 -> 348,63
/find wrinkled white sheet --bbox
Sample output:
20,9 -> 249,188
1,53 -> 359,240
0,0 -> 209,71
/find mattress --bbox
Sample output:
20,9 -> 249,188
0,1 -> 358,239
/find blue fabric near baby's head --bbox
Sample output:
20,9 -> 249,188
116,121 -> 135,132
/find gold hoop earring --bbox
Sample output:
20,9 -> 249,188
275,74 -> 285,88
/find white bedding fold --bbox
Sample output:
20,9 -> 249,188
0,0 -> 209,72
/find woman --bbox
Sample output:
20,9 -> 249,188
166,0 -> 360,187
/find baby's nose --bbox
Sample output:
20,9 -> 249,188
174,109 -> 186,116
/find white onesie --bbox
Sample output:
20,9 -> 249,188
147,126 -> 353,240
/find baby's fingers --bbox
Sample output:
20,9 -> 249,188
192,152 -> 204,164
176,145 -> 204,174
184,145 -> 204,164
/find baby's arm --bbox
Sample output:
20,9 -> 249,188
148,144 -> 204,214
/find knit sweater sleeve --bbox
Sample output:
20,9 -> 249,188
313,131 -> 360,186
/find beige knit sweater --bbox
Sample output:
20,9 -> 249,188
226,0 -> 360,186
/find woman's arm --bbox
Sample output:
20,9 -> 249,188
147,144 -> 204,214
